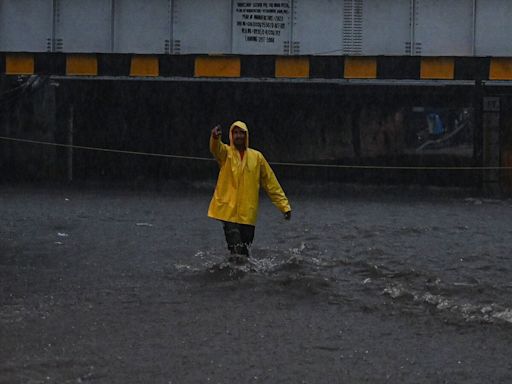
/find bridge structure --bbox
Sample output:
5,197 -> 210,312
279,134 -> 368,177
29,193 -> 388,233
0,0 -> 511,80
1,0 -> 512,191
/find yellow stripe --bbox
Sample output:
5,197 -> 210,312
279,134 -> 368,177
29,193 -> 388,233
194,56 -> 241,78
6,54 -> 34,75
489,58 -> 512,80
130,55 -> 159,77
420,57 -> 454,80
344,57 -> 377,79
66,54 -> 98,76
275,57 -> 310,78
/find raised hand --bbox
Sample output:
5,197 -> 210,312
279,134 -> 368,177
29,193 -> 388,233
211,125 -> 222,139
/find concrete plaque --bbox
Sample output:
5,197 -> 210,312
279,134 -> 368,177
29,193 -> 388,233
483,97 -> 500,112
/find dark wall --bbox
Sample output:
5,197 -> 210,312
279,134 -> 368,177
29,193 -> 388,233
1,76 -> 57,181
1,76 -> 481,187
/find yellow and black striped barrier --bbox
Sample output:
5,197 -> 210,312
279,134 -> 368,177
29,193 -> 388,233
2,53 -> 512,81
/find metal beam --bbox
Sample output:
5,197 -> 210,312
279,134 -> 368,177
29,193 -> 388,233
48,75 -> 477,87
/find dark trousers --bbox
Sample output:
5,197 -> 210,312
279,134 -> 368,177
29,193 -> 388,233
222,221 -> 255,256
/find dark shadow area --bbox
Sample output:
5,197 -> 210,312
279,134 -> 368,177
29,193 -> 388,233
0,77 -> 489,188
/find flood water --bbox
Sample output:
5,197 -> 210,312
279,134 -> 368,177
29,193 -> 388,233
1,184 -> 512,383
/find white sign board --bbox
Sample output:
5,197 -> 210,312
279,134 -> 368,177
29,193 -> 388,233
232,1 -> 292,55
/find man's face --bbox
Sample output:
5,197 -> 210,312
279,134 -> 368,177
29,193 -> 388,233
232,127 -> 246,149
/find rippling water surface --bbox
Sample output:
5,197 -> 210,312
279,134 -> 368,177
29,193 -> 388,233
176,194 -> 512,328
2,186 -> 512,383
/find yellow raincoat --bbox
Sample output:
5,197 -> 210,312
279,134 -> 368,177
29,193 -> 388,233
208,121 -> 291,226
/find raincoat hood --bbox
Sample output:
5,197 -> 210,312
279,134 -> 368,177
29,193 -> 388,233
229,121 -> 249,148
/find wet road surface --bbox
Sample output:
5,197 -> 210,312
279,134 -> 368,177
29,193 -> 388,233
1,185 -> 512,383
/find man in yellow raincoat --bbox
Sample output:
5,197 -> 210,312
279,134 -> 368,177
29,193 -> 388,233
208,121 -> 291,261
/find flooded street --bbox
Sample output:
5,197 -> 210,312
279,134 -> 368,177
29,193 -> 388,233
1,184 -> 512,383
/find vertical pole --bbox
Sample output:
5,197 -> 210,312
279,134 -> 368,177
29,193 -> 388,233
473,80 -> 484,188
482,93 -> 501,195
48,81 -> 58,179
67,104 -> 74,183
1,108 -> 10,169
351,101 -> 362,159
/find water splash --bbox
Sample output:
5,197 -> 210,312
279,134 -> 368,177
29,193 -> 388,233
492,309 -> 512,324
174,244 -> 318,280
383,283 -> 512,324
175,246 -> 512,326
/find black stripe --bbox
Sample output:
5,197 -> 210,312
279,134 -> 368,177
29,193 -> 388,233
160,55 -> 195,77
35,53 -> 66,75
454,57 -> 489,81
310,56 -> 344,79
98,54 -> 131,76
240,55 -> 275,78
0,53 -> 5,74
377,56 -> 421,80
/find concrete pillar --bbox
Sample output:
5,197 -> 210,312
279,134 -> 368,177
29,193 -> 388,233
500,96 -> 512,194
67,104 -> 74,183
1,108 -> 10,171
482,96 -> 501,195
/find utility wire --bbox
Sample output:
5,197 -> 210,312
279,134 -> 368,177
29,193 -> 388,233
1,135 -> 511,170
